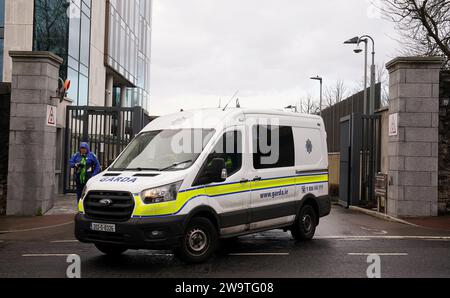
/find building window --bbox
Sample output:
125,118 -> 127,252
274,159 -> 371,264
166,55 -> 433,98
112,87 -> 121,107
33,0 -> 92,106
33,0 -> 68,57
106,0 -> 151,111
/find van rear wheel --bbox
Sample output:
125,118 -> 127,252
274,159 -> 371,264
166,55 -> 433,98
291,205 -> 317,241
175,217 -> 217,264
95,243 -> 127,256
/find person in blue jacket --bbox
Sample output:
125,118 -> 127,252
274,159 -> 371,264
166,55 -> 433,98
70,142 -> 101,201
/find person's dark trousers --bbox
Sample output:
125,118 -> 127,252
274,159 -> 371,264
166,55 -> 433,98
76,183 -> 86,202
75,173 -> 92,201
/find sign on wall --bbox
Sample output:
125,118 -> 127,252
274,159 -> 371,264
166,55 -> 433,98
46,105 -> 57,127
389,113 -> 398,136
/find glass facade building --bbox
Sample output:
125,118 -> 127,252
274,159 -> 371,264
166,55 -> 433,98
106,0 -> 152,111
33,0 -> 92,106
3,0 -> 151,111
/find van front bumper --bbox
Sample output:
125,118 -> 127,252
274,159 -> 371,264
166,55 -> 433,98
74,213 -> 185,250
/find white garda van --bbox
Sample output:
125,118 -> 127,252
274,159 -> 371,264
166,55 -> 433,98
75,108 -> 330,263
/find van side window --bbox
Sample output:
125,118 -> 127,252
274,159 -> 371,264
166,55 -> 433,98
253,126 -> 295,169
194,131 -> 243,186
211,130 -> 242,176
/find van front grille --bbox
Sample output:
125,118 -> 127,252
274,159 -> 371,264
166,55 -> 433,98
84,191 -> 134,222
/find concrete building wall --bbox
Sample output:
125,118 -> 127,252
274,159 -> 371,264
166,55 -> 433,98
328,153 -> 340,193
89,0 -> 106,107
386,56 -> 444,217
7,51 -> 62,216
2,0 -> 34,83
0,83 -> 11,215
438,71 -> 450,214
328,153 -> 340,197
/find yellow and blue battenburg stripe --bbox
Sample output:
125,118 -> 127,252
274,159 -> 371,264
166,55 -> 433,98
132,171 -> 328,218
78,199 -> 85,213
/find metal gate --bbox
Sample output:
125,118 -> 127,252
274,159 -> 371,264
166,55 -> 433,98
339,113 -> 381,208
339,117 -> 350,208
63,106 -> 151,193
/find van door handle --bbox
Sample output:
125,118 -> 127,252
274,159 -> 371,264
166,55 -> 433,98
253,176 -> 262,181
240,179 -> 249,184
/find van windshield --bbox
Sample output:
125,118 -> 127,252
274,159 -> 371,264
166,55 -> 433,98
110,129 -> 216,172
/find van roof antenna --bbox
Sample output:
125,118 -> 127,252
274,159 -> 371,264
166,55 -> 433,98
223,90 -> 239,111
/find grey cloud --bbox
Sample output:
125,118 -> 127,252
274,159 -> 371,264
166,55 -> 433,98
150,0 -> 400,115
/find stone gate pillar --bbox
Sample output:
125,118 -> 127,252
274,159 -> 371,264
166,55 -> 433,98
386,57 -> 445,217
6,51 -> 63,216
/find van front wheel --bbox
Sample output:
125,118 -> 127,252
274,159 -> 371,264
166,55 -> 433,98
175,217 -> 217,264
291,205 -> 317,241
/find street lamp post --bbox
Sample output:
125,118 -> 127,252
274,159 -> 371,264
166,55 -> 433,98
361,35 -> 376,115
356,39 -> 369,115
344,35 -> 376,115
310,76 -> 323,116
344,35 -> 377,204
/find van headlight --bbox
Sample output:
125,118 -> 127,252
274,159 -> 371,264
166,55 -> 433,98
140,181 -> 183,205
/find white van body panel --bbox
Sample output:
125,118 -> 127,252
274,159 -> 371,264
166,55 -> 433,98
78,108 -> 329,241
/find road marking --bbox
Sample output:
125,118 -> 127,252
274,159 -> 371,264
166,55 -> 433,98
146,253 -> 174,257
424,239 -> 450,242
315,235 -> 450,240
360,227 -> 388,235
0,222 -> 73,234
51,240 -> 79,243
229,253 -> 290,256
337,238 -> 371,241
348,253 -> 408,256
22,254 -> 73,257
253,236 -> 290,239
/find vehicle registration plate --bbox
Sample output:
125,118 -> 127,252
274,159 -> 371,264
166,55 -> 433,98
90,223 -> 116,233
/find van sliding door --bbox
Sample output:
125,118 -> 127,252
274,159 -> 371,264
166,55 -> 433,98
248,124 -> 297,230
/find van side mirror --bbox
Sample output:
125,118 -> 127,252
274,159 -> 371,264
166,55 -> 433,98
209,158 -> 227,183
195,158 -> 227,185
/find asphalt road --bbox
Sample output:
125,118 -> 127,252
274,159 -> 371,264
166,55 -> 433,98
1,206 -> 449,278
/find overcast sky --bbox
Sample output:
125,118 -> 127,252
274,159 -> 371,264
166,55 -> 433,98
149,0 -> 401,116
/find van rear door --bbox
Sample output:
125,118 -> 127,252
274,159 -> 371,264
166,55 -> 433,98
293,127 -> 329,198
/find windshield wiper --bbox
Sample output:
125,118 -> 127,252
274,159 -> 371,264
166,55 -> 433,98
159,160 -> 193,172
123,167 -> 161,172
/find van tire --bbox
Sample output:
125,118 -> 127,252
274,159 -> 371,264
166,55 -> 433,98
95,243 -> 128,256
291,205 -> 317,241
175,217 -> 217,264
